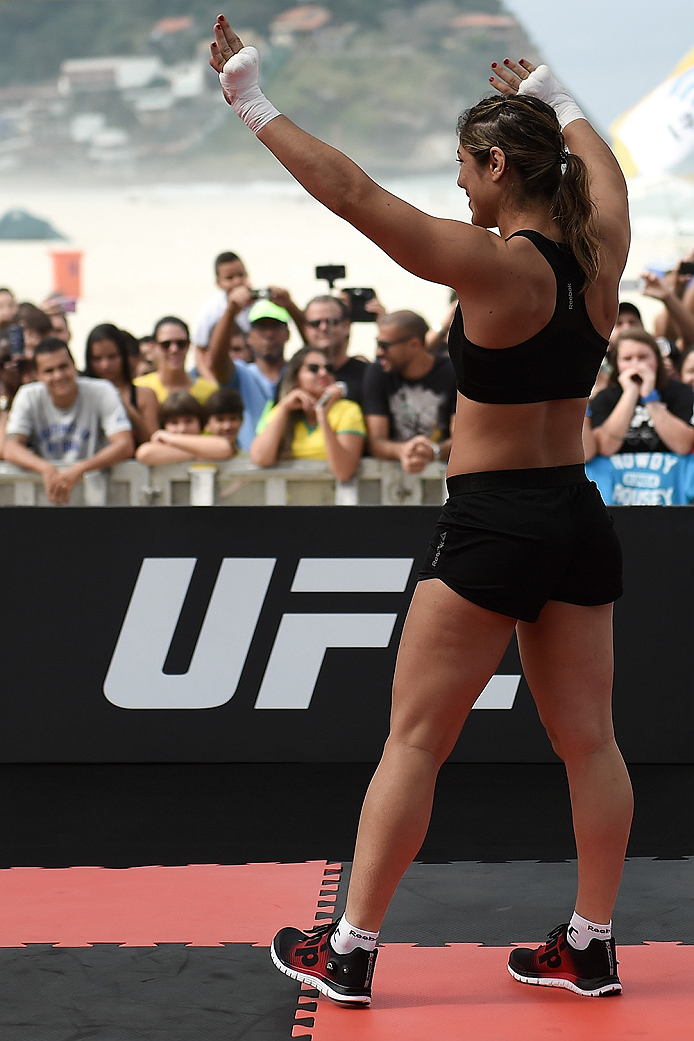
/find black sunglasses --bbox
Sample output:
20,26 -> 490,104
376,336 -> 410,350
305,362 -> 335,374
157,338 -> 189,351
306,318 -> 343,328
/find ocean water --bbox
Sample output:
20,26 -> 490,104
0,169 -> 692,366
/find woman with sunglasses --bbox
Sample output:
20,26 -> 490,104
211,16 -> 632,1007
249,346 -> 366,481
134,316 -> 218,407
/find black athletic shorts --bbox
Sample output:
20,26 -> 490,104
418,464 -> 622,623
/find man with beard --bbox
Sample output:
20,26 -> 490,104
209,299 -> 288,451
363,310 -> 457,473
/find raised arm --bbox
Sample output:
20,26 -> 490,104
491,60 -> 630,269
210,16 -> 491,292
561,120 -> 630,266
209,285 -> 253,384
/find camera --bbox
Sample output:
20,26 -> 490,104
344,287 -> 376,323
678,261 -> 694,276
250,288 -> 272,300
315,264 -> 346,288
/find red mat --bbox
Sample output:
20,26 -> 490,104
298,942 -> 693,1040
0,862 -> 339,947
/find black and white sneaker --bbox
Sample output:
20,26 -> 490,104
508,923 -> 621,997
271,921 -> 377,1005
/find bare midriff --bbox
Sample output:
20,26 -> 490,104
447,394 -> 588,476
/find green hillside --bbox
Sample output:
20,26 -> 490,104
0,0 -> 508,86
0,1 -> 540,174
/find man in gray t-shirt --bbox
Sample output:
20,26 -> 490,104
4,337 -> 134,504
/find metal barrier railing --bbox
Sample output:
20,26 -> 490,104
0,458 -> 448,507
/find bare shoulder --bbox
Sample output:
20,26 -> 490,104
449,225 -> 525,293
136,384 -> 159,408
454,233 -> 558,347
456,229 -> 557,300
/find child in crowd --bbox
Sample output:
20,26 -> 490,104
135,389 -> 243,465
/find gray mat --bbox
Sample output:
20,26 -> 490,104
0,944 -> 297,1041
336,857 -> 693,945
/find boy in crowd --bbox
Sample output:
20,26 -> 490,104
192,251 -> 252,381
136,388 -> 243,465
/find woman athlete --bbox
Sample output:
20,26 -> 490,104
210,16 -> 633,1006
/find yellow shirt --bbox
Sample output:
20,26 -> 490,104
134,372 -> 218,405
257,398 -> 366,460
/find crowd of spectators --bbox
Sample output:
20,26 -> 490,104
2,246 -> 694,505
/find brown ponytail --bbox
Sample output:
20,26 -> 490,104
457,95 -> 601,288
551,152 -> 601,286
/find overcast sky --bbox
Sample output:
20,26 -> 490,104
502,0 -> 693,133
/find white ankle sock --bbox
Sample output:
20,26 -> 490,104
566,911 -> 612,950
330,914 -> 379,954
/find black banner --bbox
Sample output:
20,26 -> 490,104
1,506 -> 692,763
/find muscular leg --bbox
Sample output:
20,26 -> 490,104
516,601 -> 633,924
344,578 -> 517,931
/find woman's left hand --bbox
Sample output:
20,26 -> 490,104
635,363 -> 656,398
209,15 -> 244,76
489,58 -> 536,96
315,381 -> 344,413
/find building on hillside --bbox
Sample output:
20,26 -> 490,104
270,5 -> 332,47
149,16 -> 195,43
448,13 -> 517,34
58,57 -> 163,95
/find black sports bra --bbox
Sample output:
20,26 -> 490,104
448,230 -> 608,404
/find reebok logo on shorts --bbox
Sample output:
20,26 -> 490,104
432,532 -> 446,567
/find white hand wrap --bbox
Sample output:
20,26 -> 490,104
220,46 -> 280,134
517,64 -> 585,129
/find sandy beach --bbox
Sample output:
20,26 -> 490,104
0,172 -> 458,367
1,169 -> 693,368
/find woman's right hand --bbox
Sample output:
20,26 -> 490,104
617,364 -> 650,396
281,388 -> 315,413
210,15 -> 280,133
